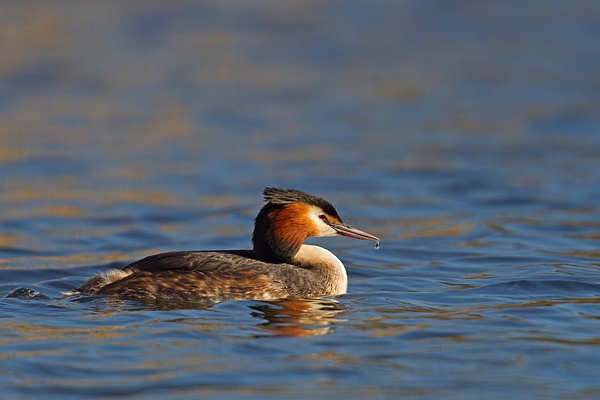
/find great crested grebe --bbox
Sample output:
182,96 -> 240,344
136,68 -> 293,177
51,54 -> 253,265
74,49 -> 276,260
66,188 -> 379,303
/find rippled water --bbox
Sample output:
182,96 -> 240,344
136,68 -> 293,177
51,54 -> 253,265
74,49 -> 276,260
2,1 -> 600,398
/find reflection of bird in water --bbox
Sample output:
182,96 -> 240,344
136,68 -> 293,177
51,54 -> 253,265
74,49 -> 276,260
65,188 -> 379,303
83,298 -> 347,338
250,298 -> 347,337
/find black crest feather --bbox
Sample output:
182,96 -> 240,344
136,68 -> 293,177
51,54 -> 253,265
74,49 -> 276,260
263,188 -> 341,220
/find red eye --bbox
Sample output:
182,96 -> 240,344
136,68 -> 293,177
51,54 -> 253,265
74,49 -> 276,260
319,214 -> 326,220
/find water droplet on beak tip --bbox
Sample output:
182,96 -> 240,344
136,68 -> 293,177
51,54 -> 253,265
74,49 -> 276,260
374,241 -> 380,249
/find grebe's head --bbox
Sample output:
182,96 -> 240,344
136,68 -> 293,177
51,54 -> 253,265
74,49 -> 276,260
252,188 -> 379,262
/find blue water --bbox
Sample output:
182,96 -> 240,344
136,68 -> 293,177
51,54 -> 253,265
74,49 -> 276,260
2,1 -> 600,398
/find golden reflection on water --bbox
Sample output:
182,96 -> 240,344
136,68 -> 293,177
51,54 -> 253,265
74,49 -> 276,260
0,320 -> 144,343
0,232 -> 23,248
0,252 -> 134,270
0,147 -> 22,163
0,8 -> 63,76
0,185 -> 180,207
250,298 -> 346,337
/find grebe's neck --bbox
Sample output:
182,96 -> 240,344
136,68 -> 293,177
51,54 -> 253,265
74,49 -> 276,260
253,203 -> 315,262
292,244 -> 348,295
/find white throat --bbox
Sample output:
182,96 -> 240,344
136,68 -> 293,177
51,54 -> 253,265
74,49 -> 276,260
293,244 -> 348,295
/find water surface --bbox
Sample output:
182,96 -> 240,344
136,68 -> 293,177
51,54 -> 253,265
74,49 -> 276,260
1,1 -> 600,399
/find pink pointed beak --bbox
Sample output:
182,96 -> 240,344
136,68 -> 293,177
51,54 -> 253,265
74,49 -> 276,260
331,223 -> 380,242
